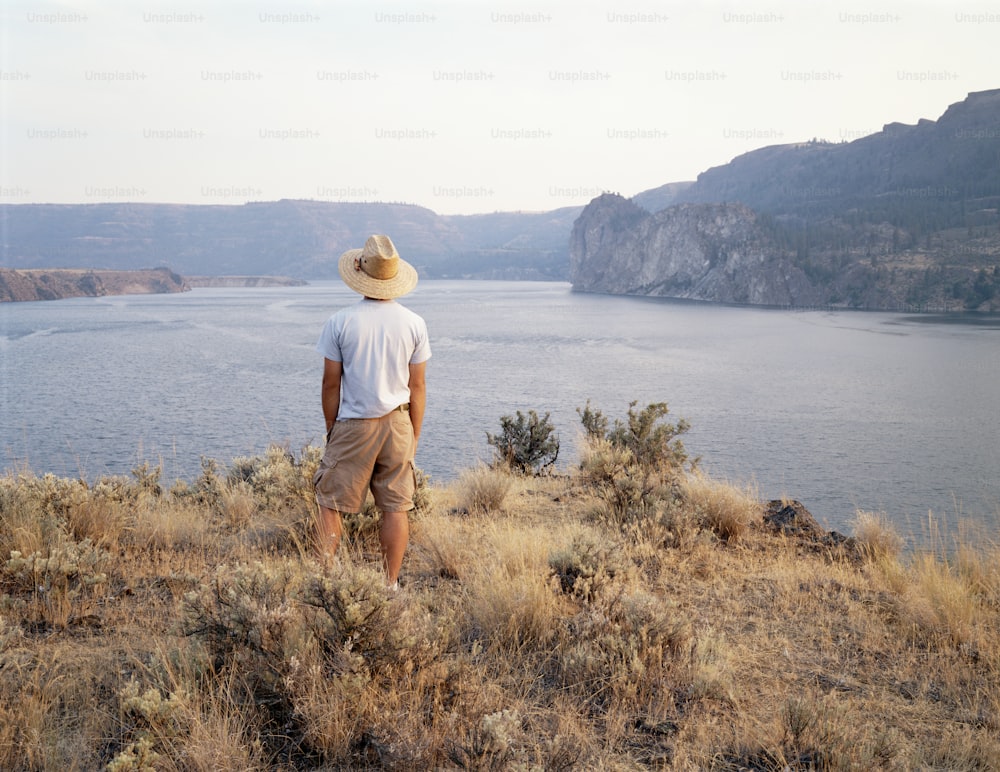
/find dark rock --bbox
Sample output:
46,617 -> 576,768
763,500 -> 827,539
764,499 -> 861,560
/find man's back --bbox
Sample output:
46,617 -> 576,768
316,298 -> 431,419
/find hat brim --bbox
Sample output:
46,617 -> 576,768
338,248 -> 419,299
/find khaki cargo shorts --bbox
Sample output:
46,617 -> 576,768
313,407 -> 416,514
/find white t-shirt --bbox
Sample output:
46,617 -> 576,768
315,298 -> 431,419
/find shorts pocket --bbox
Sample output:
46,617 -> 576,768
313,457 -> 339,488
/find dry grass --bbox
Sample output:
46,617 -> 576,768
1,447 -> 999,769
680,470 -> 762,543
451,463 -> 516,515
852,509 -> 904,561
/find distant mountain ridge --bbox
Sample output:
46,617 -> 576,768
0,199 -> 579,281
629,181 -> 694,214
572,89 -> 1000,311
674,88 -> 1000,224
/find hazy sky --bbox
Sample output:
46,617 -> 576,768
1,1 -> 996,215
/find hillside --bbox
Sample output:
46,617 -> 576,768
1,437 -> 997,769
676,88 -> 1000,225
573,89 -> 1000,310
0,200 -> 576,281
436,206 -> 582,279
0,267 -> 188,303
629,180 -> 695,213
0,200 -> 459,279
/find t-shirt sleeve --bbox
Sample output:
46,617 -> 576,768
315,317 -> 343,362
410,318 -> 431,364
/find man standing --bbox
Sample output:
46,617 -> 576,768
313,234 -> 430,589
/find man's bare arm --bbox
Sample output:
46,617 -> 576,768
322,358 -> 342,435
408,361 -> 427,452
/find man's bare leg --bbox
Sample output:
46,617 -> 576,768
380,510 -> 409,586
315,505 -> 343,564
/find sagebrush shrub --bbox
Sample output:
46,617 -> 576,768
548,529 -> 627,600
172,457 -> 226,513
579,438 -> 678,525
181,558 -> 440,762
486,410 -> 560,475
297,567 -> 422,665
195,562 -> 317,644
580,400 -> 693,472
576,401 -> 697,529
4,538 -> 109,628
109,671 -> 269,772
227,445 -> 316,512
554,588 -> 692,710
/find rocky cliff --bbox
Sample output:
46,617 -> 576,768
570,194 -> 822,306
0,267 -> 188,302
572,89 -> 1000,311
570,193 -> 1000,310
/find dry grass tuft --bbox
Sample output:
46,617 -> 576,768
452,463 -> 515,515
853,508 -> 905,561
460,520 -> 567,650
955,519 -> 1000,608
681,470 -> 762,543
901,552 -> 979,646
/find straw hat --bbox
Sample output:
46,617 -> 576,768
337,234 -> 418,299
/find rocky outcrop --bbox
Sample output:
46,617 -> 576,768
763,500 -> 831,540
614,88 -> 1000,311
570,193 -> 822,306
763,500 -> 859,559
0,267 -> 188,302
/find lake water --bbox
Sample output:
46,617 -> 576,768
2,281 -> 998,539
